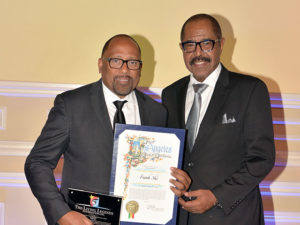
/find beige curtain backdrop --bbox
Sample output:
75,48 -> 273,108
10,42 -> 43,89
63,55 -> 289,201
0,0 -> 299,93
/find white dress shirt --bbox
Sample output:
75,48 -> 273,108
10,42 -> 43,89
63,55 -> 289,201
102,82 -> 141,127
185,63 -> 222,133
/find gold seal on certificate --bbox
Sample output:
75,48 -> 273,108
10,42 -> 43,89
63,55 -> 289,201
126,200 -> 139,218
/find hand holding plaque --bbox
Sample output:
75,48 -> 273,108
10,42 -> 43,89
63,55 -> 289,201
68,188 -> 122,225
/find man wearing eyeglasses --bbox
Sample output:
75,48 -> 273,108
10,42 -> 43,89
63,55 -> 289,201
25,34 -> 191,225
162,14 -> 275,225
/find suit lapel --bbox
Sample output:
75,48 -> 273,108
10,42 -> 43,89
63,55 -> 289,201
90,80 -> 113,136
192,66 -> 231,152
177,76 -> 190,128
135,89 -> 148,125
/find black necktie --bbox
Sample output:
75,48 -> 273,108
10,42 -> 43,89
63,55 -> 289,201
113,100 -> 127,130
186,83 -> 208,152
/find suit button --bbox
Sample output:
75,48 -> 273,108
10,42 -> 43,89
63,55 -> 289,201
187,162 -> 194,167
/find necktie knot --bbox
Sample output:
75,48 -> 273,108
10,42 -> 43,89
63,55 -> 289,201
113,100 -> 127,111
193,83 -> 208,94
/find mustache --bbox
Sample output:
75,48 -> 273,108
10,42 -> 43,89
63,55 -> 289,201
190,56 -> 211,66
113,75 -> 132,81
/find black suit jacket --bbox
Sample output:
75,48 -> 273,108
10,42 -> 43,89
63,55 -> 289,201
25,80 -> 167,225
161,66 -> 275,225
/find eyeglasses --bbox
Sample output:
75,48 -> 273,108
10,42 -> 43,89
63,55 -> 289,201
181,39 -> 221,53
105,57 -> 142,70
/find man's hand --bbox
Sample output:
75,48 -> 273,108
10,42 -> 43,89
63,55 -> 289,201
178,189 -> 217,214
169,167 -> 191,197
58,211 -> 93,225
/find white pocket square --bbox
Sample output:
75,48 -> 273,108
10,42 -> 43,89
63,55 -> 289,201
222,113 -> 236,124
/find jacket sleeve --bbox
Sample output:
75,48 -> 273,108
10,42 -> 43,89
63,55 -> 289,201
24,94 -> 71,225
211,80 -> 275,215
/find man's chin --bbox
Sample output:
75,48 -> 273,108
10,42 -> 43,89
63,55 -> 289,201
113,87 -> 133,98
192,72 -> 210,82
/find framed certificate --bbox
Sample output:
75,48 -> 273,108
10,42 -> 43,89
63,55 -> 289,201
110,124 -> 185,225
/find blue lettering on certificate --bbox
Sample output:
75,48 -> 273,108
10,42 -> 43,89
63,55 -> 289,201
144,143 -> 172,154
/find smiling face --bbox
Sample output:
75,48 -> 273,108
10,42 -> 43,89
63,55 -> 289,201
181,19 -> 224,82
98,36 -> 141,98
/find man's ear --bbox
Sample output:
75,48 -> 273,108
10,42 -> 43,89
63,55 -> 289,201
220,38 -> 225,52
98,58 -> 103,74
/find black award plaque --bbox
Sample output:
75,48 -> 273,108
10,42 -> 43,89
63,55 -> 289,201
68,188 -> 122,225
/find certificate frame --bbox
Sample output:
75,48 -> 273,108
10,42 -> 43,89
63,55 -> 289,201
110,124 -> 185,225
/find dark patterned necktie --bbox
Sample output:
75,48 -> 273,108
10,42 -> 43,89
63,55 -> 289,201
186,83 -> 208,152
113,100 -> 127,130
